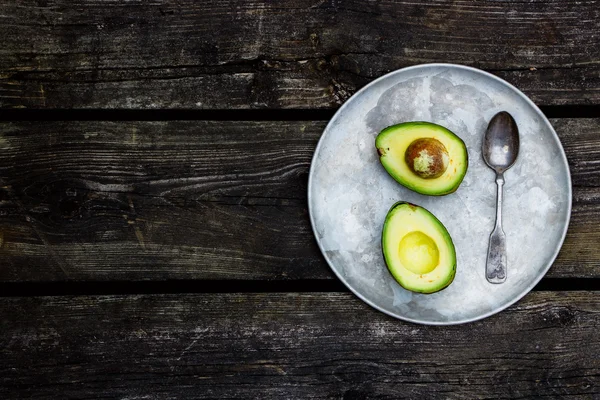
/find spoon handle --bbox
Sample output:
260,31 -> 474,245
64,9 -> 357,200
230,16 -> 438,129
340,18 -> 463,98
487,173 -> 507,283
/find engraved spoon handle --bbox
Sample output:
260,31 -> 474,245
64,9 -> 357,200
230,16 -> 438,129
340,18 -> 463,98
486,173 -> 507,283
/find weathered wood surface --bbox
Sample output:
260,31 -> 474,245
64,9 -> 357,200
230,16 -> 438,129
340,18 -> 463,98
0,292 -> 598,399
1,0 -> 599,109
0,119 -> 598,281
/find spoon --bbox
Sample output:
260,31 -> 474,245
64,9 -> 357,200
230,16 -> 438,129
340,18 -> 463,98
482,111 -> 520,283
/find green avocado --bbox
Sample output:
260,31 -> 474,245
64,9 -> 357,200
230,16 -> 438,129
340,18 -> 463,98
382,202 -> 456,294
376,122 -> 468,196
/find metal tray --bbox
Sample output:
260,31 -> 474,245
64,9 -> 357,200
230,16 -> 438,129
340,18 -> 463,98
308,64 -> 572,325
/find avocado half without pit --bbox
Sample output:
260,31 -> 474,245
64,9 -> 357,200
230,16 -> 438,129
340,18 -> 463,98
376,122 -> 468,195
382,202 -> 456,294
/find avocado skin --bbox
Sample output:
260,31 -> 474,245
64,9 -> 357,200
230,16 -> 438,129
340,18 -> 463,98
382,201 -> 457,294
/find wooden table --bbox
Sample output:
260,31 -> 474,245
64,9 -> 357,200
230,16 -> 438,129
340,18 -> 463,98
1,1 -> 599,398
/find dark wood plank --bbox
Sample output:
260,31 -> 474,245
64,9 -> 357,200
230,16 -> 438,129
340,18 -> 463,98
1,0 -> 599,109
553,118 -> 600,188
0,292 -> 598,399
552,118 -> 600,278
0,120 -> 325,281
0,119 -> 598,281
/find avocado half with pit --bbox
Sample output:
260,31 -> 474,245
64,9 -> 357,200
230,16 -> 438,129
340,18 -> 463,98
383,202 -> 456,294
376,122 -> 468,196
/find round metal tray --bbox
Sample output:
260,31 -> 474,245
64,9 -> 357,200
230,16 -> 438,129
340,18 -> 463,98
308,64 -> 572,325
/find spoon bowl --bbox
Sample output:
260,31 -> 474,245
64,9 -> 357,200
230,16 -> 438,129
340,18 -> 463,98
483,111 -> 520,173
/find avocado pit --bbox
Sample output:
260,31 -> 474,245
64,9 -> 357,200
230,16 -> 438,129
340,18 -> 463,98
405,138 -> 449,179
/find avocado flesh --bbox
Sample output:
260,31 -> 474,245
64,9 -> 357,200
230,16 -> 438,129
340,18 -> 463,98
376,122 -> 468,196
382,202 -> 456,294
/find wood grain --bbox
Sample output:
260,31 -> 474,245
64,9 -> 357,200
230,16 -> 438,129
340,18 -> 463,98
1,0 -> 599,109
0,292 -> 598,399
553,118 -> 600,188
0,119 -> 598,281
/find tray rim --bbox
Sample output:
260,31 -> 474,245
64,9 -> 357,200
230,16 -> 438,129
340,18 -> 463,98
307,63 -> 573,325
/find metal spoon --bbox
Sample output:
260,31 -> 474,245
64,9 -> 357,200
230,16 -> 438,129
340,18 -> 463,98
482,111 -> 520,283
